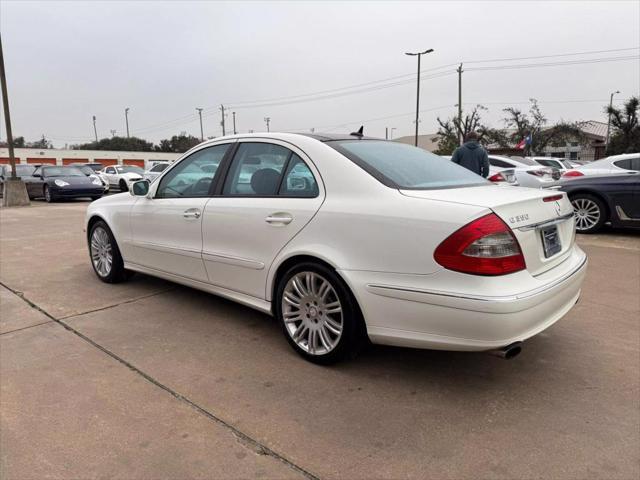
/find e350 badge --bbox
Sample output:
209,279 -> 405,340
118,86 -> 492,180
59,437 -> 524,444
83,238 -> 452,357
509,214 -> 530,224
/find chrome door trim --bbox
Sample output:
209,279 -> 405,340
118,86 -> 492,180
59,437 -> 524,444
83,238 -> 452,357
201,251 -> 265,270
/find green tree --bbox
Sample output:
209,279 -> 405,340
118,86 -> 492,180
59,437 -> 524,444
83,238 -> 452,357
0,136 -> 25,148
71,136 -> 154,151
26,135 -> 53,149
606,96 -> 639,155
154,133 -> 202,153
435,105 -> 506,155
501,99 -> 585,155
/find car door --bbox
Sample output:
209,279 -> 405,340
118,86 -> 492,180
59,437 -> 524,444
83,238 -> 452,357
25,167 -> 44,197
201,140 -> 324,299
102,166 -> 117,187
129,143 -> 233,282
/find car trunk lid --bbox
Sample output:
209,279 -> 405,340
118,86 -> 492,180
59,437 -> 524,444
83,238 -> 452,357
400,185 -> 575,276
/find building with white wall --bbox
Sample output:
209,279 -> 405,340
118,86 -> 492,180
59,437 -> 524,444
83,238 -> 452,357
0,148 -> 181,169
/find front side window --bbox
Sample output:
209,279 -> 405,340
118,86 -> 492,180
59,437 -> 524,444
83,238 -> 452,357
330,140 -> 487,189
105,167 -> 115,174
223,143 -> 290,196
156,144 -> 229,198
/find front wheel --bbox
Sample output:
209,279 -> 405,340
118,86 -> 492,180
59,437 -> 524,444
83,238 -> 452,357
43,185 -> 53,202
571,194 -> 607,233
119,179 -> 128,192
89,221 -> 131,283
275,262 -> 364,364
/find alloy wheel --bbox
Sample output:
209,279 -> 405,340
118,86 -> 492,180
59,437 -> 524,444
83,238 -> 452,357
572,198 -> 600,231
44,185 -> 51,202
282,271 -> 343,356
90,227 -> 113,277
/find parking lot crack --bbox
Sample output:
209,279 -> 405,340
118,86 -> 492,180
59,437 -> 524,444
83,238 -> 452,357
0,280 -> 320,480
57,287 -> 178,320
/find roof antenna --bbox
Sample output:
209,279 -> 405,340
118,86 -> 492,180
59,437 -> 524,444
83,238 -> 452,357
350,125 -> 364,138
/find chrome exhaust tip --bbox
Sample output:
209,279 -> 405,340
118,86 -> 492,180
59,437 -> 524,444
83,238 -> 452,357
488,342 -> 522,360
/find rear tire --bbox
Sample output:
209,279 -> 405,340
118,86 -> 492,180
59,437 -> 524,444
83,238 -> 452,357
571,194 -> 607,234
275,262 -> 365,365
88,220 -> 132,283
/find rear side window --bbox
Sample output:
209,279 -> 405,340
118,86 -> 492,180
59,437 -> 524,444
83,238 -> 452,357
330,140 -> 487,189
614,157 -> 640,171
490,158 -> 515,168
279,155 -> 319,197
223,143 -> 290,195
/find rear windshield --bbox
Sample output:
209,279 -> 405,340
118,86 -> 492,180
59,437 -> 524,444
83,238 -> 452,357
329,140 -> 488,189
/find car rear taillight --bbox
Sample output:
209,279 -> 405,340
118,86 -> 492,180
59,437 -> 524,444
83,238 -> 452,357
434,213 -> 526,276
488,172 -> 505,182
562,170 -> 584,178
526,169 -> 549,177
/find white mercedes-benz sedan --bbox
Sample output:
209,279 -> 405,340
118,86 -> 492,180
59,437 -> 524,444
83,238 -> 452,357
85,133 -> 587,364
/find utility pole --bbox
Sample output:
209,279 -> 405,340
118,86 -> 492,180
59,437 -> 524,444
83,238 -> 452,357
232,111 -> 237,134
390,127 -> 396,140
220,104 -> 226,136
196,108 -> 204,140
0,34 -> 16,180
264,117 -> 271,132
0,33 -> 29,206
605,90 -> 620,151
385,127 -> 388,140
457,63 -> 463,146
92,115 -> 98,142
405,48 -> 434,146
125,107 -> 130,137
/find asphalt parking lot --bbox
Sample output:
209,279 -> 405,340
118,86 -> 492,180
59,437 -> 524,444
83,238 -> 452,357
1,200 -> 639,480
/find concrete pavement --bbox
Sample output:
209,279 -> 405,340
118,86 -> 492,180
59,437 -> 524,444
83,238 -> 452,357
1,201 -> 639,479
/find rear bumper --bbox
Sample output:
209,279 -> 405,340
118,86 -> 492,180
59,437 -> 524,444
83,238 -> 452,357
340,246 -> 587,351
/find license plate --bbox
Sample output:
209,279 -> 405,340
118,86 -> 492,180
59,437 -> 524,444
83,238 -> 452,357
540,225 -> 562,258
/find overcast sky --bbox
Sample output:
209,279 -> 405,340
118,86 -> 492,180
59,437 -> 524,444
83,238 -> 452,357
1,0 -> 639,147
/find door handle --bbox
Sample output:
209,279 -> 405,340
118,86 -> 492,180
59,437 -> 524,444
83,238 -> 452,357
183,208 -> 201,219
265,213 -> 293,225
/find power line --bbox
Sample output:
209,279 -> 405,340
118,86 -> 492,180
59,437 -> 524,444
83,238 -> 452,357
466,55 -> 639,71
462,47 -> 640,64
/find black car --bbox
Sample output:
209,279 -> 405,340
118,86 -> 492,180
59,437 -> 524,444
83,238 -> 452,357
0,164 -> 39,197
557,173 -> 640,233
25,166 -> 104,202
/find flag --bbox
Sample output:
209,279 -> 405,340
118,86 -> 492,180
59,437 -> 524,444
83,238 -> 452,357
516,134 -> 532,150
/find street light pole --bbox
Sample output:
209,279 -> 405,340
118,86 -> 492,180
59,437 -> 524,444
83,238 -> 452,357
233,111 -> 237,134
605,90 -> 620,150
264,117 -> 271,132
405,48 -> 434,147
92,115 -> 98,143
125,107 -> 130,137
196,108 -> 204,140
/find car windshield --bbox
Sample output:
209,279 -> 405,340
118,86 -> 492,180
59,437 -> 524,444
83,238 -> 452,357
77,166 -> 95,175
43,166 -> 85,177
115,166 -> 144,174
329,140 -> 488,189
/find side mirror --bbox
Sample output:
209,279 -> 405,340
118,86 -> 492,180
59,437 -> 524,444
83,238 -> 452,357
131,179 -> 150,196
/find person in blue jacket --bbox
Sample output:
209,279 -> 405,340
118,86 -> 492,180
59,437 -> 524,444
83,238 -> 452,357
451,131 -> 490,178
